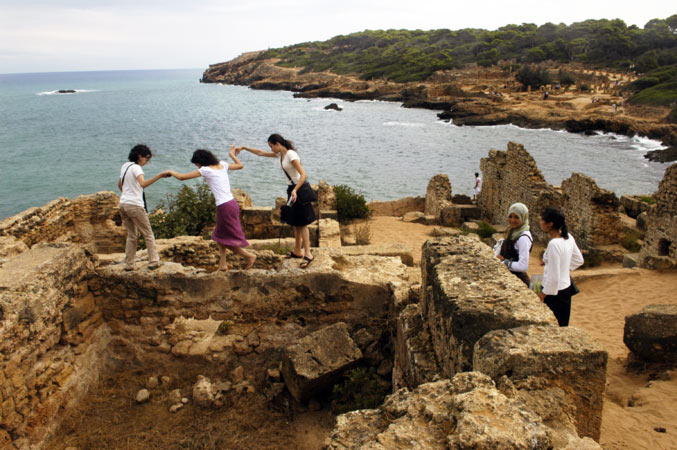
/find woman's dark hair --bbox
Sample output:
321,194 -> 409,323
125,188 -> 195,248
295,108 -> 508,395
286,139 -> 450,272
541,206 -> 569,239
128,144 -> 152,162
191,149 -> 219,167
267,133 -> 295,150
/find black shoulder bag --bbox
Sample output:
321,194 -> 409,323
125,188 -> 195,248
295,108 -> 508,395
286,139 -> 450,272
121,163 -> 148,212
281,160 -> 316,205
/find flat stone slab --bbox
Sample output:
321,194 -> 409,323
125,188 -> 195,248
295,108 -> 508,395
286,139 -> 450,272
624,304 -> 677,363
281,322 -> 362,402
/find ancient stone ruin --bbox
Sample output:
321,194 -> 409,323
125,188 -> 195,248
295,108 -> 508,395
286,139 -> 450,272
638,163 -> 677,269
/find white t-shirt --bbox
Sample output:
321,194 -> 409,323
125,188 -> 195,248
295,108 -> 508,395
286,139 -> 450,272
473,176 -> 482,194
119,162 -> 145,207
199,162 -> 233,206
281,150 -> 301,185
542,234 -> 584,296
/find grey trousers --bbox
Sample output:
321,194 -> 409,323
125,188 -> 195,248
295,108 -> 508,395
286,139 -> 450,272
119,203 -> 159,269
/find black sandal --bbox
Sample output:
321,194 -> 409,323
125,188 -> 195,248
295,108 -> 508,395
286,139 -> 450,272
285,252 -> 303,259
300,256 -> 314,269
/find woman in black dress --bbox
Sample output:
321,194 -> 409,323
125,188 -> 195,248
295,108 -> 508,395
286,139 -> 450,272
237,134 -> 316,268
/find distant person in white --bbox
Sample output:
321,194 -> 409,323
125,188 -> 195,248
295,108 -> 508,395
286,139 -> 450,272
538,206 -> 584,326
473,172 -> 482,201
117,144 -> 170,271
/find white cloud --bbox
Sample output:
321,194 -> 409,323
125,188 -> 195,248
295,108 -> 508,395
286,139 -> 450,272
0,0 -> 674,73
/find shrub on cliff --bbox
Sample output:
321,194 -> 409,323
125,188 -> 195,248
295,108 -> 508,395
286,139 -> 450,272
335,185 -> 370,224
331,367 -> 389,414
150,183 -> 216,239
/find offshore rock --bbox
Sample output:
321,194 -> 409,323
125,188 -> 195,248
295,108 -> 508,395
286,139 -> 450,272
624,304 -> 677,363
325,372 -> 553,449
281,322 -> 362,402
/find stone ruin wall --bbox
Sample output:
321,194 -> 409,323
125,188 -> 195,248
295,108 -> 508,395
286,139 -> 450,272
639,163 -> 677,269
390,235 -> 608,443
478,142 -> 560,242
0,244 -> 110,446
478,142 -> 623,248
0,192 -> 125,255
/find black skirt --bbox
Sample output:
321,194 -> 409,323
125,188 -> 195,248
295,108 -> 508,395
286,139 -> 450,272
285,185 -> 316,227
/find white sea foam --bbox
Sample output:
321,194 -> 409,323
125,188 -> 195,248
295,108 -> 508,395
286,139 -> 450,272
383,121 -> 425,127
36,89 -> 98,96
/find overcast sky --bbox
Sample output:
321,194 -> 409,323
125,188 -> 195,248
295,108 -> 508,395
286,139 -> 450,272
1,0 -> 674,74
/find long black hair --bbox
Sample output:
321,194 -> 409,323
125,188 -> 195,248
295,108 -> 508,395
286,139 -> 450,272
541,206 -> 569,239
267,133 -> 295,151
128,144 -> 152,162
191,149 -> 219,166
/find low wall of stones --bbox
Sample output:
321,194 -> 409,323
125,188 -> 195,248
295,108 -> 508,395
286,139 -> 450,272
391,235 -> 608,442
478,142 -> 623,248
639,163 -> 677,269
0,191 -> 125,254
0,243 -> 110,447
368,197 -> 425,217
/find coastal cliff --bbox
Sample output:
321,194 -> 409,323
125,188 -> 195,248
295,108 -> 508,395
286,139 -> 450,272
202,52 -> 677,149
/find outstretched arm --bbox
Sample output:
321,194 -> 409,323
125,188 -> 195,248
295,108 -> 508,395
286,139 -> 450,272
228,144 -> 243,171
137,170 -> 172,188
237,145 -> 277,158
168,170 -> 202,181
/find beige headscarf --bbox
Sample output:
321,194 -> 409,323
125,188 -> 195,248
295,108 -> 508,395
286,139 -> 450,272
506,202 -> 530,240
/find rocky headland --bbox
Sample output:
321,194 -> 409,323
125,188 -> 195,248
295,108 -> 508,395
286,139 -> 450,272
202,52 -> 677,154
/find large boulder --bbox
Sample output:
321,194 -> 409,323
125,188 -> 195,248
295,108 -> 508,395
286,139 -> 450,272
393,303 -> 440,390
624,304 -> 677,363
281,322 -> 362,402
474,325 -> 608,441
421,236 -> 556,377
325,372 -> 554,450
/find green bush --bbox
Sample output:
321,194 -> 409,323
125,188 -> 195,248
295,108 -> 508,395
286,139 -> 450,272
621,230 -> 642,253
515,65 -> 552,90
638,195 -> 656,205
558,70 -> 576,87
335,184 -> 370,224
331,367 -> 390,414
150,183 -> 216,239
476,221 -> 498,239
668,106 -> 677,124
579,83 -> 591,92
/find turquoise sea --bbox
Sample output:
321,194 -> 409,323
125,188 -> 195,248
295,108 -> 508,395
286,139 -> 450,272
0,68 -> 669,220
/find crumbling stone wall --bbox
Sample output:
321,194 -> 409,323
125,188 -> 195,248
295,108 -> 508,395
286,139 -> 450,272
368,197 -> 425,216
0,243 -> 110,447
639,163 -> 677,269
0,191 -> 124,253
424,174 -> 452,221
478,142 -> 560,242
561,173 -> 622,249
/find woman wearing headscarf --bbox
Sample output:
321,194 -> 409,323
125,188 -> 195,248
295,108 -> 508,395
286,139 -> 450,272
497,202 -> 533,286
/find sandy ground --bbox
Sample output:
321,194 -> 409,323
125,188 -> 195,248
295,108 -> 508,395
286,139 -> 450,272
365,216 -> 677,449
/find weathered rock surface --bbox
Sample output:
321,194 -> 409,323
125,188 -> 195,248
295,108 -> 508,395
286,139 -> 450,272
620,194 -> 653,219
325,372 -> 555,450
421,236 -> 556,377
624,304 -> 677,363
281,322 -> 362,402
424,174 -> 452,223
393,303 -> 440,390
474,324 -> 608,441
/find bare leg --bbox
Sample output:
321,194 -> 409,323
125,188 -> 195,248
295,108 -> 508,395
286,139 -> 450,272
217,243 -> 228,271
227,246 -> 257,270
293,226 -> 303,256
298,225 -> 313,268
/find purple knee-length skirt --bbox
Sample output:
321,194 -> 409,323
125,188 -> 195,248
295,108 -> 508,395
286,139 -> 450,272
212,199 -> 249,247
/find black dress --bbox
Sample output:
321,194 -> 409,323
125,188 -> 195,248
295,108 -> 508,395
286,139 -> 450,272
285,184 -> 316,227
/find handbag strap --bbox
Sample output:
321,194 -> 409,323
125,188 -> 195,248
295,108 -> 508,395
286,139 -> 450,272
121,163 -> 148,212
280,159 -> 295,184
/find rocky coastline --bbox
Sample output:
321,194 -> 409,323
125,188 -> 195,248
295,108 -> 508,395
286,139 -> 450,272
202,52 -> 677,153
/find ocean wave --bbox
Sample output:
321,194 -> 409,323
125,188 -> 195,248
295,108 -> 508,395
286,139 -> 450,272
36,89 -> 99,96
383,121 -> 425,127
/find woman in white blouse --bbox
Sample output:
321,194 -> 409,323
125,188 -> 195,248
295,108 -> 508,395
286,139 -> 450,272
538,206 -> 584,326
237,134 -> 317,268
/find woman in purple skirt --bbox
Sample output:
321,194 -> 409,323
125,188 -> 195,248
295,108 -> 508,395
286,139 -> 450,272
169,145 -> 256,271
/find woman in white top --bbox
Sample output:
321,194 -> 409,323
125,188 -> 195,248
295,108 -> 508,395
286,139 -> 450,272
497,202 -> 533,286
237,134 -> 316,268
169,145 -> 256,271
117,144 -> 170,271
538,206 -> 584,326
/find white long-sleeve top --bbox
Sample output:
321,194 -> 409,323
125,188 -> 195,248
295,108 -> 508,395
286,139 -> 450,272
503,231 -> 532,273
542,234 -> 584,296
